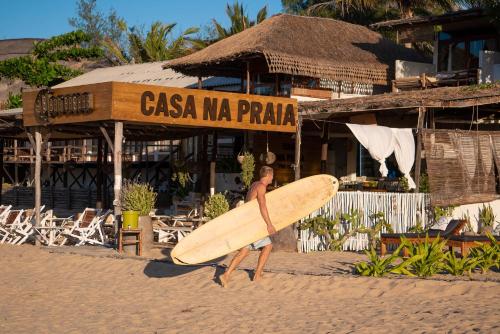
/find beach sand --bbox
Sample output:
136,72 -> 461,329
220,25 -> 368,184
0,245 -> 499,334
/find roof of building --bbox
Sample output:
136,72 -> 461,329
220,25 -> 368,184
0,38 -> 43,61
52,61 -> 240,89
299,84 -> 500,118
370,8 -> 485,29
164,14 -> 427,85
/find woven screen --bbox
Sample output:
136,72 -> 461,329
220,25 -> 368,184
423,130 -> 499,207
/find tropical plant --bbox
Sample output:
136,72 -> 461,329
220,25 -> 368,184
171,167 -> 192,200
300,210 -> 392,251
240,152 -> 255,189
403,235 -> 447,277
358,211 -> 393,250
443,251 -> 480,276
477,204 -> 496,228
6,93 -> 22,109
121,181 -> 157,216
124,22 -> 204,63
0,30 -> 102,87
355,242 -> 419,277
212,1 -> 268,40
469,234 -> 499,274
204,193 -> 230,220
282,0 -> 459,26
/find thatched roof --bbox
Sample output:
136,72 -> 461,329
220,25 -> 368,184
299,84 -> 500,118
164,14 -> 427,85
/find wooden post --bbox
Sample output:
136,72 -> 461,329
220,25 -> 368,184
113,122 -> 123,217
320,123 -> 329,173
13,139 -> 18,185
34,128 -> 42,245
0,138 -> 4,204
96,138 -> 103,209
414,107 -> 426,193
210,132 -> 218,196
246,62 -> 250,95
294,116 -> 302,181
198,76 -> 202,89
103,142 -> 109,208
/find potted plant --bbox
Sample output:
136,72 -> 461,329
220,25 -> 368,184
121,181 -> 157,252
203,193 -> 230,220
240,152 -> 255,190
477,204 -> 496,235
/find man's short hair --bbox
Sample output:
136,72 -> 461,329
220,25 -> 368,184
260,166 -> 273,178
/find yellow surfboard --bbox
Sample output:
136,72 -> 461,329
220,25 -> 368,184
171,174 -> 338,265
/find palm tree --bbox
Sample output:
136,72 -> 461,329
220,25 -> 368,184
212,1 -> 268,40
288,0 -> 458,21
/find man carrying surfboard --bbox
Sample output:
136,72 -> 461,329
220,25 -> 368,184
220,166 -> 276,287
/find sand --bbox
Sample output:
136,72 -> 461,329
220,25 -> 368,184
0,245 -> 499,334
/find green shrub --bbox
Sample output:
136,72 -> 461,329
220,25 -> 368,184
403,235 -> 447,277
204,193 -> 230,220
300,210 -> 393,251
6,92 -> 22,109
477,204 -> 496,228
469,234 -> 499,274
443,251 -> 480,276
121,181 -> 157,216
355,243 -> 420,277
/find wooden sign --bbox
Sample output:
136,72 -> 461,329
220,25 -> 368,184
23,82 -> 298,133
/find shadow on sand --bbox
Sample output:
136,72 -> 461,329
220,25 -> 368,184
143,247 -> 228,279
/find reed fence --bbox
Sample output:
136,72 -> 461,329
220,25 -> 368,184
299,191 -> 431,252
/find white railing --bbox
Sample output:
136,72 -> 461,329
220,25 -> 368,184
299,191 -> 431,252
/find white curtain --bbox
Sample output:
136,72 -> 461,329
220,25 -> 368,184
346,124 -> 395,177
392,128 -> 416,189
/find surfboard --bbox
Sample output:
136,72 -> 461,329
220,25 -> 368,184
171,174 -> 338,265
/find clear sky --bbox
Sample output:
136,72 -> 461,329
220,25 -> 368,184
0,0 -> 284,40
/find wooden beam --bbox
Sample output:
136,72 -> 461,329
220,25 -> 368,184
414,107 -> 426,193
294,116 -> 302,181
113,122 -> 123,217
100,126 -> 114,153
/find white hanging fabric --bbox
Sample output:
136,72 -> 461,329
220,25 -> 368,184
346,123 -> 395,177
392,128 -> 416,189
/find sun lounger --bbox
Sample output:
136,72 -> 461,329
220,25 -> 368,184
0,205 -> 12,223
446,234 -> 500,257
380,219 -> 466,256
33,210 -> 73,246
63,208 -> 111,246
0,210 -> 25,244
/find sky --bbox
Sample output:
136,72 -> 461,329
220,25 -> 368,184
0,0 -> 284,40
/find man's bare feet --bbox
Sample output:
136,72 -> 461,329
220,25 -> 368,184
252,272 -> 263,282
219,273 -> 229,288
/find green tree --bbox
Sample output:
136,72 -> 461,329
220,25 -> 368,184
212,1 -> 268,40
69,0 -> 127,47
0,30 -> 103,87
282,0 -> 458,24
125,22 -> 204,63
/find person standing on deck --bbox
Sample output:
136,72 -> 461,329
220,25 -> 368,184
220,166 -> 276,287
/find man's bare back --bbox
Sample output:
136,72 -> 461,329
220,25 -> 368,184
246,181 -> 266,202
